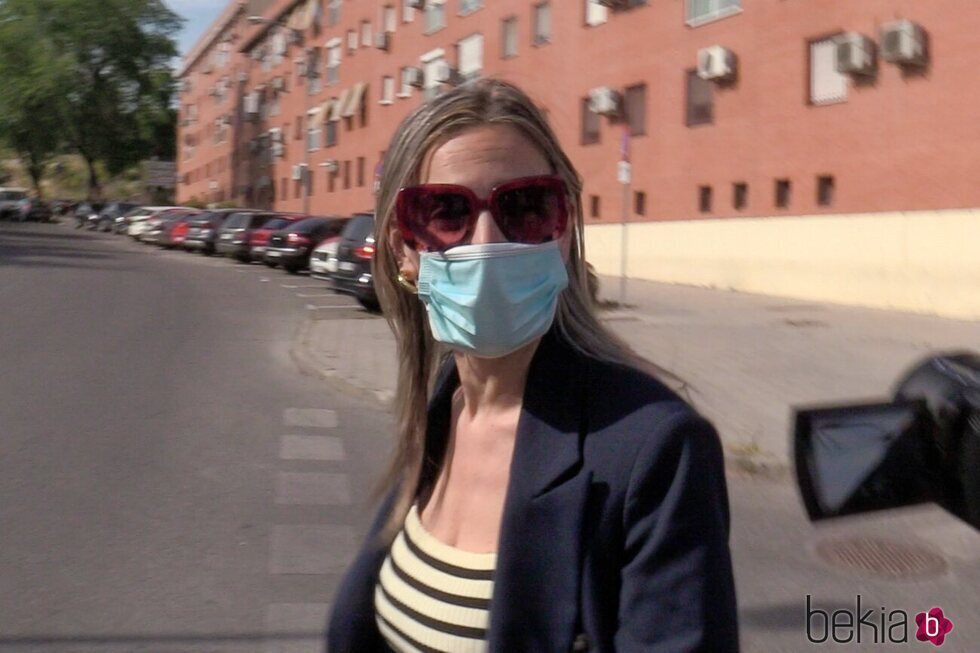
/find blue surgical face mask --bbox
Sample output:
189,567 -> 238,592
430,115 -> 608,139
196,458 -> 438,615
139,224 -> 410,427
417,240 -> 569,359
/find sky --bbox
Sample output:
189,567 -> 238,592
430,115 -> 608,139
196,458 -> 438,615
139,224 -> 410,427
165,0 -> 229,58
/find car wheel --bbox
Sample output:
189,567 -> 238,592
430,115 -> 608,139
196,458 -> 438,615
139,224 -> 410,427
264,261 -> 277,268
284,265 -> 300,274
356,294 -> 381,313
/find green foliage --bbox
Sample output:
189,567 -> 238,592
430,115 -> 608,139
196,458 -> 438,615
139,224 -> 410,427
183,197 -> 208,209
0,0 -> 183,197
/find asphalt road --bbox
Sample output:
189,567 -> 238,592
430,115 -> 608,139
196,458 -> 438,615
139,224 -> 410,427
0,221 -> 391,652
2,221 -> 977,652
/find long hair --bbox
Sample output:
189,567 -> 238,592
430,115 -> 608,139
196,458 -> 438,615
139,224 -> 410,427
373,78 -> 681,539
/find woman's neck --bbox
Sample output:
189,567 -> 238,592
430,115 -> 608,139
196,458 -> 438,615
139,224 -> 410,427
452,338 -> 541,419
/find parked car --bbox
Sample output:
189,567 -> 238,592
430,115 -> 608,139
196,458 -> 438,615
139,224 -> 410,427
264,216 -> 348,274
96,202 -> 140,232
183,209 -> 242,255
214,210 -> 277,261
127,206 -> 179,239
16,198 -> 53,222
0,187 -> 28,220
329,212 -> 378,311
248,214 -> 304,264
74,202 -> 105,229
142,210 -> 195,246
309,237 -> 341,281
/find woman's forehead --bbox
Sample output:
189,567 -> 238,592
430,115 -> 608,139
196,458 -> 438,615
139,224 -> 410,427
421,124 -> 551,189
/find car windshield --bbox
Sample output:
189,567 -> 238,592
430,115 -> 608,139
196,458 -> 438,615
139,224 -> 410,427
287,219 -> 326,233
262,217 -> 289,231
342,214 -> 374,241
0,191 -> 27,201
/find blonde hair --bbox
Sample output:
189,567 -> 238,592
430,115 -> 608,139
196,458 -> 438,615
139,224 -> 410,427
373,78 -> 681,539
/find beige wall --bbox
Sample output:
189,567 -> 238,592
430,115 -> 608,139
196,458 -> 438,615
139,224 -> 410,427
584,209 -> 980,320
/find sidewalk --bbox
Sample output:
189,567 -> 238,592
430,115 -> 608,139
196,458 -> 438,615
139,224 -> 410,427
292,275 -> 979,470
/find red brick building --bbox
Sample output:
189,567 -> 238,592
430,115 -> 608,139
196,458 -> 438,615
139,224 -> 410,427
177,1 -> 980,318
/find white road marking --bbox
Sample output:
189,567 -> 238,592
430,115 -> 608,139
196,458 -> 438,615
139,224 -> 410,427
295,292 -> 334,298
281,283 -> 324,289
305,304 -> 359,310
269,524 -> 357,574
279,435 -> 346,461
275,472 -> 352,505
283,408 -> 338,428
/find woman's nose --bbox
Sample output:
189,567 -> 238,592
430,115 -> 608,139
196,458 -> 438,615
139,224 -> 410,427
469,209 -> 507,245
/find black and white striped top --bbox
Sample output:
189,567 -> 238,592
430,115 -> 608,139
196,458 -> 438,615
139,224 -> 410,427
375,505 -> 497,653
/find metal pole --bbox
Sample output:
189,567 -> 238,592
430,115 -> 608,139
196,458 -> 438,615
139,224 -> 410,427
303,63 -> 312,216
620,177 -> 629,305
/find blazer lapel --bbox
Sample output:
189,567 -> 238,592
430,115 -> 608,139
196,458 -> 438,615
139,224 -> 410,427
488,329 -> 592,651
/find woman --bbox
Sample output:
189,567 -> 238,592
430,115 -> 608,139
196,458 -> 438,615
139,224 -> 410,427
327,79 -> 738,652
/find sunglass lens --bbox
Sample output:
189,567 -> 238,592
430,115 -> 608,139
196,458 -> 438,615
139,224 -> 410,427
495,184 -> 564,244
408,190 -> 472,250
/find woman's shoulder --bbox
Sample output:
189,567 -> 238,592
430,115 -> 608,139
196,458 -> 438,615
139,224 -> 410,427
583,354 -> 722,479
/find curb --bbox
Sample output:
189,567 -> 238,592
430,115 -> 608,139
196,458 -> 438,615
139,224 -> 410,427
289,312 -> 791,480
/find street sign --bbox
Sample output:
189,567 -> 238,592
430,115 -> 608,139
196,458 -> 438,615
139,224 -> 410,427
144,160 -> 177,189
617,161 -> 632,185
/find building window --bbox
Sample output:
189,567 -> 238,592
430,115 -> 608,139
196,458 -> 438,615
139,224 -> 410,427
399,66 -> 413,96
281,177 -> 288,200
581,97 -> 600,145
403,0 -> 416,23
307,168 -> 315,195
817,175 -> 834,206
457,33 -> 484,81
686,0 -> 741,27
733,182 -> 747,210
501,16 -> 518,58
585,0 -> 607,26
698,185 -> 712,213
343,160 -> 351,189
425,1 -> 447,33
357,157 -> 366,187
590,195 -> 600,219
809,36 -> 848,105
775,179 -> 791,208
326,44 -> 341,85
533,3 -> 551,45
634,191 -> 646,216
325,121 -> 338,147
306,124 -> 320,152
347,29 -> 358,53
624,83 -> 646,136
459,0 -> 483,15
328,169 -> 336,192
685,69 -> 713,126
294,116 -> 303,140
361,21 -> 372,48
383,5 -> 397,32
327,0 -> 341,27
381,75 -> 395,103
422,56 -> 447,102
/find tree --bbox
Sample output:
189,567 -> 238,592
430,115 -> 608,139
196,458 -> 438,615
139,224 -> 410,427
0,4 -> 71,198
0,0 -> 183,198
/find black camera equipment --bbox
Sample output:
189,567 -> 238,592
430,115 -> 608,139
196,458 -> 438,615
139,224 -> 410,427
793,351 -> 979,531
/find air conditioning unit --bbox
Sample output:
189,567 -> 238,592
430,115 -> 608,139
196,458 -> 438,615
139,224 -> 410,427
697,45 -> 736,81
292,164 -> 305,181
588,86 -> 621,116
406,0 -> 425,9
269,128 -> 284,143
880,19 -> 927,66
237,72 -> 248,83
272,76 -> 285,91
433,61 -> 459,85
406,66 -> 424,88
375,31 -> 391,51
835,32 -> 876,76
322,159 -> 339,173
272,142 -> 284,158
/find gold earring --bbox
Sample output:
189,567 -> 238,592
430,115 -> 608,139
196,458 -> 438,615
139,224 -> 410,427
396,273 -> 418,294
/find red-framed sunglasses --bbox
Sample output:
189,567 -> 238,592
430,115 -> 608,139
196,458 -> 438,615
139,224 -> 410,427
395,175 -> 570,252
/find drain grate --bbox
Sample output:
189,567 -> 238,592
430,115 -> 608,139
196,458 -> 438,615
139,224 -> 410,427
815,537 -> 948,579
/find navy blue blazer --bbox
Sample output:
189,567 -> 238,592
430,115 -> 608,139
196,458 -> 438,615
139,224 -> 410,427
327,328 -> 739,652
